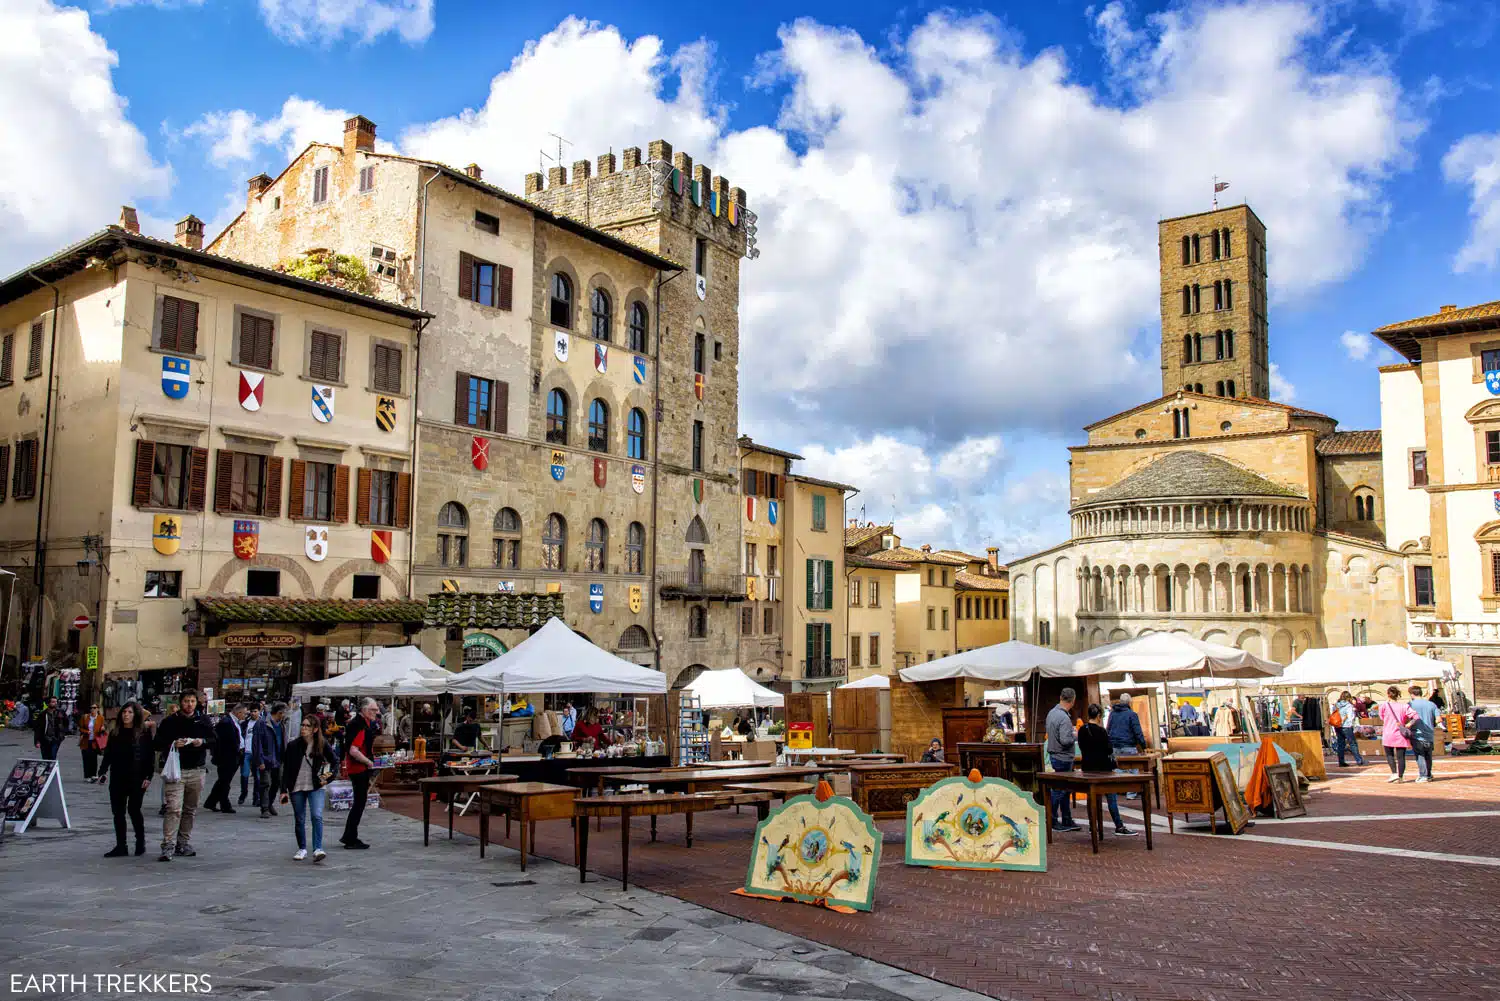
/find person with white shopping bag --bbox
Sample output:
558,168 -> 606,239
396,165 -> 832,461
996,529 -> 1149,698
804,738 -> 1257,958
153,691 -> 215,862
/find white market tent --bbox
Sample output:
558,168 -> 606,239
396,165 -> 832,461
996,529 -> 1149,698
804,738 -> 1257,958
292,645 -> 448,699
838,674 -> 890,690
685,667 -> 785,708
898,641 -> 1076,684
1263,644 -> 1455,689
982,687 -> 1023,702
1063,633 -> 1283,683
446,617 -> 668,695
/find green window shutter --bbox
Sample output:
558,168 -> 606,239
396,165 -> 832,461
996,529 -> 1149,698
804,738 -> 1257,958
823,559 -> 835,609
806,559 -> 815,609
812,494 -> 825,529
806,623 -> 816,664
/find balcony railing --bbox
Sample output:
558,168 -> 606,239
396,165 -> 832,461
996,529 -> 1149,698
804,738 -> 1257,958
658,571 -> 748,601
802,657 -> 847,680
1409,619 -> 1500,644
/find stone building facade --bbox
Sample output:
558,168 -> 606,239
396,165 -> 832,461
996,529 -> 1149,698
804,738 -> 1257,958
1011,205 -> 1399,663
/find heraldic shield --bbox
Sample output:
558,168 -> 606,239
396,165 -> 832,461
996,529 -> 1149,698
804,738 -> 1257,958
152,515 -> 181,555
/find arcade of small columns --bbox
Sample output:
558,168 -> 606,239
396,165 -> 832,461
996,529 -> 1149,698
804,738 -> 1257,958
1071,500 -> 1318,618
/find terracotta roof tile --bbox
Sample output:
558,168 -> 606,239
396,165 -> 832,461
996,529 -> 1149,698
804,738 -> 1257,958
868,546 -> 969,567
955,572 -> 1009,592
423,592 -> 564,629
844,524 -> 892,549
846,554 -> 903,570
1083,451 -> 1303,505
935,549 -> 988,565
195,597 -> 426,624
1373,300 -> 1500,335
1316,430 -> 1382,456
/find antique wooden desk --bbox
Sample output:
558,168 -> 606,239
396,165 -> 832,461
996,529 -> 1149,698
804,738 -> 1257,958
417,773 -> 518,846
573,791 -> 773,890
847,761 -> 958,819
1160,751 -> 1250,834
957,742 -> 1044,795
843,753 -> 906,764
1035,771 -> 1155,854
723,780 -> 814,804
477,782 -> 578,869
375,757 -> 437,791
600,765 -> 828,795
565,766 -> 654,830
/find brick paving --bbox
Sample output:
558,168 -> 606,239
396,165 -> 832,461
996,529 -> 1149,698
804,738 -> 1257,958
383,758 -> 1500,1001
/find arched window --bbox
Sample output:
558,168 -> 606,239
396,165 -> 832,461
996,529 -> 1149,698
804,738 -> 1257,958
1194,383 -> 1203,394
626,521 -> 645,573
585,518 -> 607,572
1192,333 -> 1202,362
591,287 -> 611,341
1225,330 -> 1235,358
1227,379 -> 1236,398
550,273 -> 572,328
587,398 -> 609,452
628,302 -> 649,353
686,516 -> 709,544
546,389 -> 569,445
493,507 -> 520,569
542,513 -> 566,570
1221,228 -> 1231,257
437,502 -> 468,568
1211,229 -> 1221,261
619,625 -> 650,650
627,408 -> 646,459
1353,491 -> 1376,522
689,605 -> 707,638
1182,334 -> 1192,364
1215,331 -> 1224,360
693,332 -> 705,374
1216,381 -> 1225,397
687,516 -> 708,585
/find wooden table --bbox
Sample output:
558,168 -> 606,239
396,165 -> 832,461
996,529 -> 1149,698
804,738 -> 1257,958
700,759 -> 776,769
375,757 -> 437,791
723,780 -> 813,803
843,753 -> 906,764
566,766 -> 655,831
847,762 -> 958,819
600,765 -> 829,795
782,748 -> 857,764
1035,771 -> 1155,854
574,791 -> 773,890
418,774 -> 518,846
1112,752 -> 1163,809
478,782 -> 578,869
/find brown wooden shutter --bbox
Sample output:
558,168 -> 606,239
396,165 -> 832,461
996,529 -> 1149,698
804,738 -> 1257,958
394,472 -> 411,529
497,264 -> 514,311
493,381 -> 509,434
25,439 -> 38,495
187,447 -> 208,511
355,468 -> 371,526
131,440 -> 156,508
179,299 -> 199,354
262,456 -> 283,517
287,459 -> 307,520
458,252 -> 473,302
334,464 -> 350,522
160,297 -> 179,350
454,371 -> 469,426
213,450 -> 234,513
0,445 -> 11,503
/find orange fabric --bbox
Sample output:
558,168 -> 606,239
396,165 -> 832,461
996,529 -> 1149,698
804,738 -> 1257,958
732,887 -> 859,914
1242,737 -> 1279,813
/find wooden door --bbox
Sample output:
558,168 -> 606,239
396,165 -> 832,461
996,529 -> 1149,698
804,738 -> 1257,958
832,688 -> 880,752
785,692 -> 830,747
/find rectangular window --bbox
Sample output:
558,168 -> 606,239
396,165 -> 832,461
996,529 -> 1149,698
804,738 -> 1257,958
156,296 -> 199,354
308,329 -> 342,382
1411,450 -> 1428,487
302,461 -> 335,521
358,165 -> 376,192
367,469 -> 396,527
868,579 -> 880,607
764,606 -> 775,634
695,237 -> 707,277
27,321 -> 43,377
312,166 -> 329,203
237,311 -> 274,369
849,635 -> 862,668
741,606 -> 754,635
458,373 -> 494,430
372,343 -> 402,394
143,570 -> 181,599
0,333 -> 12,382
812,494 -> 826,531
352,574 -> 380,599
474,211 -> 499,235
941,570 -> 949,587
868,634 -> 880,667
849,578 -> 861,607
767,545 -> 778,577
495,537 -> 520,570
246,569 -> 280,597
1412,565 -> 1434,607
1214,282 -> 1223,310
1484,349 -> 1500,374
942,608 -> 949,630
369,245 -> 397,279
692,421 -> 703,472
926,607 -> 935,630
1223,279 -> 1233,309
1487,431 -> 1500,467
228,452 -> 266,514
745,543 -> 757,576
13,439 -> 37,499
1180,236 -> 1190,265
150,444 -> 192,509
1191,284 -> 1201,314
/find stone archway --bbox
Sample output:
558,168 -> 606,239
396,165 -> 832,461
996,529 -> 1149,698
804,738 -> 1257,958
206,554 -> 316,596
320,558 -> 407,598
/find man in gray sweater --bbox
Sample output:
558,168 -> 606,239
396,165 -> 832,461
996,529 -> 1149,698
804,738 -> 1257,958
1045,688 -> 1082,832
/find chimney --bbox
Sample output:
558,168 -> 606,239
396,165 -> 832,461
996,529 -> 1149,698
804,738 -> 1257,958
1440,304 -> 1457,313
464,163 -> 482,180
343,115 -> 376,155
174,215 -> 205,251
621,146 -> 642,170
118,206 -> 140,235
524,172 -> 543,196
247,173 -> 273,208
986,547 -> 1000,576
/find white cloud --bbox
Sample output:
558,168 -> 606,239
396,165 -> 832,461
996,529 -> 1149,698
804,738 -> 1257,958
1340,329 -> 1373,360
0,0 -> 172,275
180,97 -> 355,167
257,0 -> 434,46
1443,131 -> 1500,272
1269,362 -> 1297,402
94,0 -> 204,8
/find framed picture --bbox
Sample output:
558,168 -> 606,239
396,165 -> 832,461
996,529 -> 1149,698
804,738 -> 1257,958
1264,763 -> 1306,819
1209,752 -> 1251,834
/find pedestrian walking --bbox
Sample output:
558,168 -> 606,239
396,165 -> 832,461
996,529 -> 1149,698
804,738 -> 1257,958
253,704 -> 287,818
1105,692 -> 1146,799
279,715 -> 339,861
79,703 -> 107,782
1331,690 -> 1367,767
238,706 -> 260,806
154,691 -> 213,861
204,704 -> 248,813
1045,688 -> 1082,833
31,697 -> 68,761
340,698 -> 381,850
1077,703 -> 1137,837
1406,685 -> 1439,783
1377,685 -> 1416,784
98,701 -> 154,857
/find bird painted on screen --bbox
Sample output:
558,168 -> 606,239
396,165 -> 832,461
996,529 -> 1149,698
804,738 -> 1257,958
993,814 -> 1033,857
762,834 -> 791,881
839,840 -> 864,883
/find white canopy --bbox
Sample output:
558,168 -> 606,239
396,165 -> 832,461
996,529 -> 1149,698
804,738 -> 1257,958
982,687 -> 1023,702
1063,633 -> 1282,683
292,645 -> 448,699
898,641 -> 1076,684
686,667 -> 785,708
838,674 -> 890,690
446,617 -> 667,695
1263,644 -> 1455,689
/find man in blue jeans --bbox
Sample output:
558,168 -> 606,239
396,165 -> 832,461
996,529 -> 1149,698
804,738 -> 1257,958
1106,693 -> 1147,799
1407,684 -> 1439,782
1045,688 -> 1081,833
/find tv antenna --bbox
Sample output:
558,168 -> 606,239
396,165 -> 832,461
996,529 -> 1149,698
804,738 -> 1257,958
540,133 -> 573,173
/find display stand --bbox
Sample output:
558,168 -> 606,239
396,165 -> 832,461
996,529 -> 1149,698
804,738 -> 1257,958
678,694 -> 709,765
2,759 -> 70,833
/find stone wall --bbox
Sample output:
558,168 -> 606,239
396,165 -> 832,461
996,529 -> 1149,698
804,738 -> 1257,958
1319,452 -> 1385,542
1071,432 -> 1318,508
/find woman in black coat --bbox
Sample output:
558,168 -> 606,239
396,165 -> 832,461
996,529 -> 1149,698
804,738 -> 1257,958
278,717 -> 341,862
97,701 -> 155,857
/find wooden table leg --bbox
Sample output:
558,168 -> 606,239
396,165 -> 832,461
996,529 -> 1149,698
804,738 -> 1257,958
650,815 -> 657,843
422,786 -> 431,847
621,808 -> 631,891
1153,772 -> 1162,810
479,796 -> 488,859
596,780 -> 603,831
1088,790 -> 1100,854
529,821 -> 537,867
757,800 -> 769,821
685,811 -> 693,847
1141,780 -> 1153,851
578,810 -> 590,880
1043,784 -> 1054,845
519,813 -> 529,872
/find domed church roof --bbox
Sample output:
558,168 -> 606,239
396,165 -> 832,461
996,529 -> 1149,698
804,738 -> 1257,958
1083,451 -> 1303,506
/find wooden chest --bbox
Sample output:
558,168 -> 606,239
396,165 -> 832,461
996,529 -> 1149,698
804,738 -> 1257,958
1161,754 -> 1217,814
848,762 -> 958,819
956,742 -> 1044,796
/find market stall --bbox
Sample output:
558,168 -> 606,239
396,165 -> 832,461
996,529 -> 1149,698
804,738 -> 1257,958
685,668 -> 782,760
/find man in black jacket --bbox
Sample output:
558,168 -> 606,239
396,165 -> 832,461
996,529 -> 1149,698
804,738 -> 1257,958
31,697 -> 69,761
204,704 -> 248,814
154,691 -> 214,862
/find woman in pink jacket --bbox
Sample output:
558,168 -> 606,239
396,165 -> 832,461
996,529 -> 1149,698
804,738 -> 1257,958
1377,685 -> 1416,784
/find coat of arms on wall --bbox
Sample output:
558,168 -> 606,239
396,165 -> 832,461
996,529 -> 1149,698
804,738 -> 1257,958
304,526 -> 328,563
311,385 -> 335,423
375,396 -> 397,432
161,357 -> 190,400
905,771 -> 1045,872
740,781 -> 880,913
472,436 -> 489,471
232,520 -> 259,559
238,371 -> 265,412
152,515 -> 181,555
370,530 -> 392,564
551,450 -> 566,482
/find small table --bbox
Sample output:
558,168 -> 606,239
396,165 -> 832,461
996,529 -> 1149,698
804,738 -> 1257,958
843,753 -> 906,764
1112,752 -> 1163,809
418,774 -> 518,846
478,782 -> 578,870
566,766 -> 654,830
376,757 -> 437,791
723,780 -> 813,804
574,791 -> 773,890
1035,771 -> 1155,854
782,747 -> 857,765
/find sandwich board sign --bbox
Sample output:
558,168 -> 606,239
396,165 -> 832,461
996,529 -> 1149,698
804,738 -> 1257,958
1,758 -> 69,834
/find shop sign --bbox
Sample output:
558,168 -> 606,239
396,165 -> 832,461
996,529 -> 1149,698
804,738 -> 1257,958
465,633 -> 505,657
85,646 -> 99,670
223,631 -> 300,649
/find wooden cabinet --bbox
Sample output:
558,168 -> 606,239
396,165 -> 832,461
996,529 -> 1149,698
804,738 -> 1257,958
956,742 -> 1044,796
848,762 -> 957,819
941,707 -> 988,755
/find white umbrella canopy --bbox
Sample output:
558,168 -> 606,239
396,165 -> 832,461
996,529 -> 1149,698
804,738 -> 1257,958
1263,644 -> 1454,689
292,645 -> 448,698
446,617 -> 667,695
686,667 -> 785,708
1061,633 -> 1282,683
838,674 -> 890,690
898,641 -> 1076,684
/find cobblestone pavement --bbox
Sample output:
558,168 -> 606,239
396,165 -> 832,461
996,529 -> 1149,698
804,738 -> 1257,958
0,731 -> 986,1001
381,755 -> 1500,1001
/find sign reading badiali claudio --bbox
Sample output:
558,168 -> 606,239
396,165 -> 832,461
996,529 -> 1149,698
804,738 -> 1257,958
740,781 -> 880,913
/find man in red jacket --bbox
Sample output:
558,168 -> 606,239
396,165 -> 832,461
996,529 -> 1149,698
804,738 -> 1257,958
340,698 -> 380,850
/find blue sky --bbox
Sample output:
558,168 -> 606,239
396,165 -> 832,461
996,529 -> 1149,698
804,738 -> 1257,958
7,0 -> 1500,557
